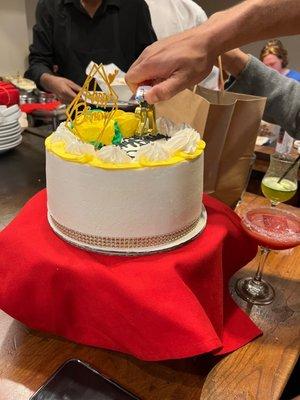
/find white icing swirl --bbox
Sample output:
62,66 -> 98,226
166,128 -> 201,154
81,143 -> 96,155
52,123 -> 97,156
65,142 -> 84,156
51,122 -> 77,145
134,142 -> 170,162
156,118 -> 191,138
97,145 -> 132,164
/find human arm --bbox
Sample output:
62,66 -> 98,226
24,0 -> 54,86
24,0 -> 80,103
126,0 -> 300,104
223,49 -> 300,139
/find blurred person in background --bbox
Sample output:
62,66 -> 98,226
25,0 -> 156,104
260,39 -> 300,82
259,39 -> 300,148
145,0 -> 219,90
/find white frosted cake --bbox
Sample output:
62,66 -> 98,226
46,114 -> 206,253
45,66 -> 206,253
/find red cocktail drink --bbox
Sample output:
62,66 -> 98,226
236,207 -> 300,305
241,208 -> 300,250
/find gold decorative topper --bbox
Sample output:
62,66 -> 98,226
65,63 -> 119,143
134,86 -> 157,136
135,104 -> 157,135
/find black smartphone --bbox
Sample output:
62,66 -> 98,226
29,359 -> 140,400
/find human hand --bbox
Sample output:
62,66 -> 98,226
125,26 -> 217,104
221,49 -> 250,77
40,74 -> 81,104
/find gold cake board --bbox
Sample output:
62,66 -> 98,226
48,207 -> 207,256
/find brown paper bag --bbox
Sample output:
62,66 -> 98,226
156,88 -> 266,207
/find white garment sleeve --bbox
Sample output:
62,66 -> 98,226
182,0 -> 207,27
193,5 -> 208,25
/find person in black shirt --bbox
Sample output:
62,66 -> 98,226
24,0 -> 157,103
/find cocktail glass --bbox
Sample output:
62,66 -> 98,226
261,153 -> 299,207
235,207 -> 300,305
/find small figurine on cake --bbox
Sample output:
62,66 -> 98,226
134,86 -> 158,135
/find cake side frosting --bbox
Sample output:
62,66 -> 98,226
46,150 -> 204,238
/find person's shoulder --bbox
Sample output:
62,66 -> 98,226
121,0 -> 149,7
119,0 -> 152,17
37,0 -> 61,7
36,0 -> 62,13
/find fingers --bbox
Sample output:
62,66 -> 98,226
125,30 -> 199,94
125,44 -> 163,92
144,74 -> 188,104
128,50 -> 146,71
60,80 -> 81,103
125,64 -> 151,94
127,65 -> 193,104
60,86 -> 78,104
126,60 -> 167,96
125,75 -> 137,94
68,80 -> 81,93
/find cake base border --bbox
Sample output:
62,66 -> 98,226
48,207 -> 207,255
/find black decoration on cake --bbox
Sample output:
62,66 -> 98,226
120,134 -> 168,158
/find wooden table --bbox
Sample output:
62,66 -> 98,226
0,135 -> 299,400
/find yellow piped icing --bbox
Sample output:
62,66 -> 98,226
113,110 -> 140,138
45,136 -> 205,170
71,110 -> 139,144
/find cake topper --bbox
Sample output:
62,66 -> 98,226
65,65 -> 158,147
65,63 -> 119,144
135,86 -> 158,135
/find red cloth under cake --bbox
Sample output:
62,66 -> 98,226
0,190 -> 261,361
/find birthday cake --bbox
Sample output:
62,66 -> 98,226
45,65 -> 206,253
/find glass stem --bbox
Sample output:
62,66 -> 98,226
253,247 -> 270,282
270,201 -> 278,207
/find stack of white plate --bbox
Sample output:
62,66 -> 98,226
0,105 -> 22,154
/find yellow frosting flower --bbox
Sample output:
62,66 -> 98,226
71,110 -> 140,144
115,112 -> 139,138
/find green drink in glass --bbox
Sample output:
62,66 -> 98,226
261,153 -> 299,206
261,176 -> 297,203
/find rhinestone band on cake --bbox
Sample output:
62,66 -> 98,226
49,215 -> 200,249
